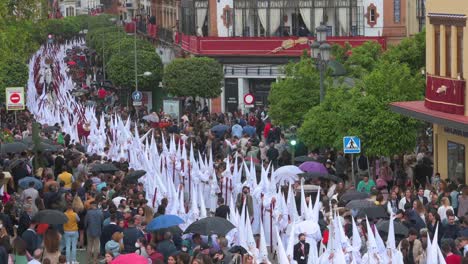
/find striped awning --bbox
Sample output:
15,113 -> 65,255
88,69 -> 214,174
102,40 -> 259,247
428,13 -> 466,19
428,13 -> 467,26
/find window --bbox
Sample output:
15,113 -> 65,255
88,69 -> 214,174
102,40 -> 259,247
370,9 -> 376,23
448,141 -> 465,185
394,0 -> 401,23
446,26 -> 452,77
435,26 -> 440,76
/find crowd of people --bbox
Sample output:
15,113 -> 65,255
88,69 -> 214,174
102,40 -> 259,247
0,34 -> 468,264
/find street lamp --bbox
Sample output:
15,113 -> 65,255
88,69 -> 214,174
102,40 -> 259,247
309,23 -> 331,103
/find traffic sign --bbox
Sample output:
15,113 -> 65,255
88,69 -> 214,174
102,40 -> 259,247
132,91 -> 143,102
244,93 -> 255,105
6,87 -> 25,111
343,136 -> 361,154
133,101 -> 142,106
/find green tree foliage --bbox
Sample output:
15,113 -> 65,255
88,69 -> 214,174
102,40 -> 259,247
381,29 -> 426,74
163,57 -> 224,98
0,56 -> 28,102
345,41 -> 383,78
299,61 -> 424,156
106,50 -> 163,91
268,57 -> 320,126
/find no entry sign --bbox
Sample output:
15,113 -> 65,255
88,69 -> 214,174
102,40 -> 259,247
244,93 -> 255,105
6,87 -> 25,110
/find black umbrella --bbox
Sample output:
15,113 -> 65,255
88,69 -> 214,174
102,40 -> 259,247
184,217 -> 235,236
376,220 -> 409,236
340,190 -> 370,203
299,172 -> 327,181
1,142 -> 28,154
294,156 -> 315,162
42,126 -> 60,133
36,143 -> 62,152
32,210 -> 68,224
356,206 -> 388,219
124,170 -> 147,184
345,199 -> 376,210
320,174 -> 342,182
90,163 -> 119,173
229,245 -> 248,255
19,137 -> 55,146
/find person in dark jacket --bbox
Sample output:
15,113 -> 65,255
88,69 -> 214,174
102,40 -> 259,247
157,231 -> 178,261
17,204 -> 33,237
100,214 -> 122,255
443,214 -> 461,240
215,197 -> 230,219
293,233 -> 310,264
122,217 -> 144,253
266,142 -> 279,168
21,222 -> 40,255
85,201 -> 103,263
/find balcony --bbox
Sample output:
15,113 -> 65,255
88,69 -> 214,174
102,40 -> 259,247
425,75 -> 466,115
179,34 -> 387,57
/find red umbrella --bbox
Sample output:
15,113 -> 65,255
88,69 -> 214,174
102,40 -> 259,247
111,253 -> 149,264
67,61 -> 76,66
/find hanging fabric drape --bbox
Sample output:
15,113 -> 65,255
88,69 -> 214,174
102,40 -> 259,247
269,8 -> 281,35
257,1 -> 268,34
196,8 -> 207,30
235,9 -> 244,36
257,1 -> 282,35
299,2 -> 313,32
314,7 -> 324,32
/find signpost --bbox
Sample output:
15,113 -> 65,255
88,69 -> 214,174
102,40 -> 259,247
244,93 -> 255,106
132,91 -> 143,106
343,136 -> 361,188
5,87 -> 25,124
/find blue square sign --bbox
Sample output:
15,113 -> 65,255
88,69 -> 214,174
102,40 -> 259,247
343,136 -> 361,154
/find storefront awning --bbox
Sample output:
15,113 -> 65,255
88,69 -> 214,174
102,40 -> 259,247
390,101 -> 468,132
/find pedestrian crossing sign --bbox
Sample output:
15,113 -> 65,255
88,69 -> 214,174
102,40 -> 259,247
343,136 -> 361,154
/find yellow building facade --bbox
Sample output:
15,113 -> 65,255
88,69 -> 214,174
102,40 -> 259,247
391,0 -> 468,184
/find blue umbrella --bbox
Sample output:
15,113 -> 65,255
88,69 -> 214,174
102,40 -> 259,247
19,177 -> 43,190
211,124 -> 229,138
147,215 -> 184,231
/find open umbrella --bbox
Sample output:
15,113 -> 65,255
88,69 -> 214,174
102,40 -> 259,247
320,174 -> 342,182
147,215 -> 184,231
184,217 -> 235,236
356,206 -> 388,219
340,190 -> 370,203
19,177 -> 43,190
229,245 -> 248,255
42,126 -> 60,133
211,124 -> 229,138
1,142 -> 28,154
90,163 -> 119,173
376,220 -> 409,236
67,61 -> 76,66
273,165 -> 302,184
19,137 -> 55,146
142,113 -> 159,123
345,199 -> 376,210
32,210 -> 68,224
35,142 -> 62,152
299,161 -> 327,174
123,170 -> 147,184
299,171 -> 328,181
294,156 -> 315,163
111,253 -> 150,264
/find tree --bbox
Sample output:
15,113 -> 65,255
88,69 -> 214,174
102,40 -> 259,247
345,41 -> 383,78
106,50 -> 163,91
381,29 -> 426,74
0,56 -> 28,102
268,57 -> 321,126
299,60 -> 424,156
163,57 -> 223,98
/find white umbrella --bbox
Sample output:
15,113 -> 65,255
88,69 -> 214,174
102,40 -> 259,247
273,165 -> 302,185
